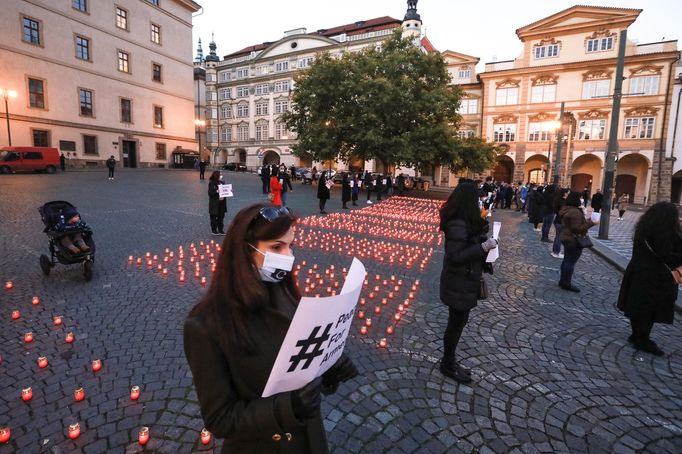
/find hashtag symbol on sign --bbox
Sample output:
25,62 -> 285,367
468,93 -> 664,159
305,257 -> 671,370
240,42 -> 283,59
287,323 -> 332,372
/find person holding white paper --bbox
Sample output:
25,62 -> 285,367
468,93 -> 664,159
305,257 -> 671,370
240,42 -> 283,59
184,203 -> 356,453
207,171 -> 227,235
438,181 -> 497,383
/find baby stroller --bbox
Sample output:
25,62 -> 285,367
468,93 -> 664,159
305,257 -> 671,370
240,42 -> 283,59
38,201 -> 96,281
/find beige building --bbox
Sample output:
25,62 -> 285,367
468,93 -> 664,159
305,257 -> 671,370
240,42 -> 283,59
0,0 -> 200,168
478,5 -> 679,205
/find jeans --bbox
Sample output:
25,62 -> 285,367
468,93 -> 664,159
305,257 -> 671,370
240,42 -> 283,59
552,224 -> 563,254
560,240 -> 583,286
541,214 -> 554,239
443,307 -> 470,360
281,191 -> 288,206
108,168 -> 115,178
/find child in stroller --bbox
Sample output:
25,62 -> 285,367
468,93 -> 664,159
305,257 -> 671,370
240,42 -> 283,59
56,206 -> 91,254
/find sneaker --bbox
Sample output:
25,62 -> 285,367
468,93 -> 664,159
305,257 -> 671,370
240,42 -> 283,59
211,231 -> 220,236
551,252 -> 564,259
533,228 -> 541,232
366,200 -> 373,204
218,231 -> 226,235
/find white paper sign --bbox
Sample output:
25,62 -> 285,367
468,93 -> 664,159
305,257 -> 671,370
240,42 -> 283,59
261,258 -> 366,398
591,212 -> 601,223
349,180 -> 355,188
218,184 -> 233,198
325,179 -> 334,189
486,221 -> 501,263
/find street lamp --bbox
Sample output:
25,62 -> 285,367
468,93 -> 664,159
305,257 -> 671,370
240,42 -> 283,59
195,119 -> 206,160
1,88 -> 18,146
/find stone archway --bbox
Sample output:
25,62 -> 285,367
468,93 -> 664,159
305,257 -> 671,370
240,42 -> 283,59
523,154 -> 550,184
616,153 -> 650,204
263,150 -> 280,165
492,155 -> 514,183
570,154 -> 602,192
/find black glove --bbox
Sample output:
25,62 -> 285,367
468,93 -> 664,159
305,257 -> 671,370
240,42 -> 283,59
291,377 -> 322,420
322,354 -> 358,395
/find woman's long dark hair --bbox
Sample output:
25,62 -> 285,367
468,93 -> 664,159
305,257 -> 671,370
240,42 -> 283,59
565,191 -> 582,207
553,188 -> 570,213
189,203 -> 300,354
208,170 -> 220,183
439,182 -> 483,232
634,202 -> 681,254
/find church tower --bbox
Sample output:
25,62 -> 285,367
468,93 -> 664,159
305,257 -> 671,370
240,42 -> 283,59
193,38 -> 204,67
205,35 -> 219,69
402,0 -> 422,39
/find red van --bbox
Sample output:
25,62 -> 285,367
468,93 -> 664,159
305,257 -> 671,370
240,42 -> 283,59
0,147 -> 60,174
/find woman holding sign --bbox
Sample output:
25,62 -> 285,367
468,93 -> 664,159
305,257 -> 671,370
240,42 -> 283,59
208,171 -> 227,235
184,203 -> 357,453
439,181 -> 497,383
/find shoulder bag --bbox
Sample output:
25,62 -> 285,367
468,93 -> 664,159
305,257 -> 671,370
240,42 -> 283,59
645,239 -> 682,285
574,234 -> 593,249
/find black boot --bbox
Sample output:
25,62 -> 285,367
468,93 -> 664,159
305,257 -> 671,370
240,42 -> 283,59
439,358 -> 472,383
634,339 -> 664,356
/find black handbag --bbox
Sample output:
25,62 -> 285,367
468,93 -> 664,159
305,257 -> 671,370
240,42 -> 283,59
478,278 -> 489,300
575,234 -> 593,249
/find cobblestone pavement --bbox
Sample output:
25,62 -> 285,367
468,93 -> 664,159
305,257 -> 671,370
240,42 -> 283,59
587,209 -> 639,260
1,170 -> 681,453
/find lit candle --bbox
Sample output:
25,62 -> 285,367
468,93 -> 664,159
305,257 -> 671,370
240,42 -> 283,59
37,356 -> 48,368
74,386 -> 85,402
91,359 -> 102,372
386,325 -> 394,335
359,298 -> 366,306
138,427 -> 150,445
394,313 -> 401,322
24,332 -> 33,343
130,386 -> 140,400
379,338 -> 387,348
200,428 -> 212,445
381,298 -> 387,306
357,310 -> 365,319
31,296 -> 40,305
365,318 -> 372,327
0,426 -> 10,444
360,326 -> 367,335
11,310 -> 20,320
54,315 -> 63,326
4,281 -> 13,290
374,306 -> 381,315
68,422 -> 81,440
21,387 -> 33,402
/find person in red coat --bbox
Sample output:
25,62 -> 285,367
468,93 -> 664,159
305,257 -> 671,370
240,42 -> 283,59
270,173 -> 283,207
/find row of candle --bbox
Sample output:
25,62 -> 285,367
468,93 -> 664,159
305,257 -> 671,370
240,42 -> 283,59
296,218 -> 441,246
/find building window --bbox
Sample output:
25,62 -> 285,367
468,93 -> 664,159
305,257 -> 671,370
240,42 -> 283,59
255,65 -> 269,76
220,71 -> 231,82
457,129 -> 475,139
79,89 -> 93,117
256,122 -> 269,140
275,122 -> 289,140
153,105 -> 163,128
206,91 -> 217,102
152,63 -> 162,82
495,87 -> 518,106
534,44 -> 559,59
207,127 -> 218,143
256,102 -> 269,116
274,80 -> 290,93
148,0 -> 159,5
221,125 -> 232,142
582,80 -> 610,99
578,119 -> 606,140
22,16 -> 41,45
275,61 -> 289,72
83,135 -> 98,154
528,169 -> 544,184
150,23 -> 161,44
237,124 -> 249,141
32,129 -> 50,146
236,86 -> 249,98
629,75 -> 659,96
75,35 -> 90,61
221,105 -> 232,118
530,84 -> 556,103
493,124 -> 516,142
236,67 -> 249,79
237,104 -> 249,117
219,88 -> 231,100
118,50 -> 130,73
73,0 -> 87,12
116,7 -> 128,29
624,117 -> 655,139
458,69 -> 471,79
255,83 -> 269,95
586,36 -> 613,53
120,98 -> 132,123
299,57 -> 314,68
155,143 -> 166,160
28,78 -> 45,109
458,99 -> 478,114
527,123 -> 551,142
274,100 -> 289,114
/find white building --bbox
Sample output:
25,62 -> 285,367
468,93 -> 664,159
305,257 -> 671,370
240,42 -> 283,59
0,0 -> 200,168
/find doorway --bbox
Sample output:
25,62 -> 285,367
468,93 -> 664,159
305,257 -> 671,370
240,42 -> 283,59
122,140 -> 137,168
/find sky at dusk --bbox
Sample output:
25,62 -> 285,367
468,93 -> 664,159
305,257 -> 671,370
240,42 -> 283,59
191,0 -> 681,69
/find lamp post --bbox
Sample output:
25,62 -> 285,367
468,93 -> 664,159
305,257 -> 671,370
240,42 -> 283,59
543,120 -> 562,184
1,88 -> 18,146
195,119 -> 205,160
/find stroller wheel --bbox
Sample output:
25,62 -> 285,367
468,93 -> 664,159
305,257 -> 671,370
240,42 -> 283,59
83,260 -> 94,281
40,255 -> 51,276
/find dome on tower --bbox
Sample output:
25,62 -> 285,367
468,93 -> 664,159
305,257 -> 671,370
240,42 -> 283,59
404,0 -> 421,22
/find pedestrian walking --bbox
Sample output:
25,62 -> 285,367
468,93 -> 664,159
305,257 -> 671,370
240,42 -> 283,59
351,173 -> 360,206
278,165 -> 293,207
317,170 -> 331,214
270,171 -> 283,207
590,189 -> 603,213
199,159 -> 207,180
60,153 -> 66,171
551,188 -> 569,258
364,171 -> 373,204
438,181 -> 498,383
106,155 -> 116,180
528,185 -> 545,231
617,202 -> 682,356
558,192 -> 598,292
260,164 -> 271,194
184,203 -> 358,454
541,185 -> 556,242
207,171 -> 226,235
289,164 -> 297,181
582,186 -> 591,208
617,192 -> 630,220
341,172 -> 351,209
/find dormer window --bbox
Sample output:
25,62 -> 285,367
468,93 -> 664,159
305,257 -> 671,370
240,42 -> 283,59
458,68 -> 471,79
586,36 -> 613,53
534,44 -> 559,59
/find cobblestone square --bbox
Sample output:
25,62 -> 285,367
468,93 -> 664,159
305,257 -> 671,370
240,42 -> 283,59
1,169 -> 681,453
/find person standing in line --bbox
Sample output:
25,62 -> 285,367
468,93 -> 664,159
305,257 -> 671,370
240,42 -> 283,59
617,202 -> 682,356
207,171 -> 227,235
375,175 -> 384,202
364,171 -> 373,204
317,170 -> 331,214
528,185 -> 545,232
199,159 -> 207,180
106,155 -> 116,180
617,192 -> 630,220
278,165 -> 293,207
540,185 -> 556,243
438,181 -> 498,383
270,170 -> 283,207
385,174 -> 393,197
289,164 -> 297,182
582,186 -> 591,208
184,203 -> 358,453
558,192 -> 598,292
260,164 -> 271,194
590,189 -> 603,213
351,173 -> 360,206
341,172 -> 351,209
551,188 -> 570,259
396,174 -> 406,197
60,153 -> 66,171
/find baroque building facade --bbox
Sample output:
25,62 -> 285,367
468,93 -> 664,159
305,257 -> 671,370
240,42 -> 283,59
0,0 -> 200,168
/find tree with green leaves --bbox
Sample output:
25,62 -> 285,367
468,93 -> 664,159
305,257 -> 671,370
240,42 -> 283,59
283,30 -> 497,175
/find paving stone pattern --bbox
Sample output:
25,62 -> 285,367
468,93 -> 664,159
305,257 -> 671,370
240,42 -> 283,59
0,170 -> 680,453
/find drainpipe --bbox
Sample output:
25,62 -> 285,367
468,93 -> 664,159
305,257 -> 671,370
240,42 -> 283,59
656,57 -> 679,203
669,71 -> 682,159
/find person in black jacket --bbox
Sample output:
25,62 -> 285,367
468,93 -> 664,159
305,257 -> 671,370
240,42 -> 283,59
439,182 -> 498,383
260,164 -> 271,194
364,171 -> 373,204
375,175 -> 384,201
540,185 -> 556,242
341,172 -> 351,209
528,185 -> 545,231
184,204 -> 357,453
199,159 -> 207,180
278,165 -> 294,207
551,188 -> 569,258
208,171 -> 227,235
106,155 -> 116,180
617,202 -> 682,356
590,189 -> 603,213
317,170 -> 331,214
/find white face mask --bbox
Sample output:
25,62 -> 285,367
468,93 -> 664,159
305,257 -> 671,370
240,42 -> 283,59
250,244 -> 295,282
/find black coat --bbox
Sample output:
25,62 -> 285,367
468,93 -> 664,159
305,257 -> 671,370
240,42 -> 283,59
440,218 -> 488,311
317,171 -> 330,200
590,193 -> 603,211
617,235 -> 682,325
208,181 -> 227,215
106,158 -> 116,169
528,189 -> 546,223
341,177 -> 351,202
184,283 -> 328,454
261,165 -> 271,181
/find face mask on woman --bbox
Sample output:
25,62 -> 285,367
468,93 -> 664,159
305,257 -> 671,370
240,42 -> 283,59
250,244 -> 295,282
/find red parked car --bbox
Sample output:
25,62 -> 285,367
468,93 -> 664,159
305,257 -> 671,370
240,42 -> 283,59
0,146 -> 60,174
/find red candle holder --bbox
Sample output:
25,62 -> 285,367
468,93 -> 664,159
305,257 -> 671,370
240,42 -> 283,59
68,422 -> 80,440
0,426 -> 10,444
130,386 -> 140,400
24,332 -> 33,343
31,296 -> 40,305
360,326 -> 368,335
200,428 -> 211,445
138,427 -> 150,445
74,386 -> 85,402
136,258 -> 142,265
11,310 -> 20,320
91,359 -> 102,372
386,325 -> 394,335
179,274 -> 186,283
128,255 -> 134,262
21,387 -> 33,401
4,281 -> 13,290
359,298 -> 366,306
37,356 -> 48,368
394,313 -> 402,322
374,306 -> 381,315
365,318 -> 372,327
65,331 -> 75,343
54,315 -> 63,326
379,338 -> 387,348
357,310 -> 365,319
201,277 -> 207,286
381,298 -> 388,306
